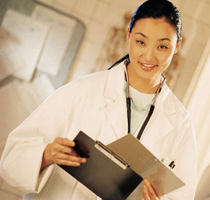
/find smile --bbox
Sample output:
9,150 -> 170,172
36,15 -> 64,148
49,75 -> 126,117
139,62 -> 157,71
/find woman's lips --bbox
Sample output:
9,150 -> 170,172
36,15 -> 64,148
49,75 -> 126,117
139,62 -> 157,71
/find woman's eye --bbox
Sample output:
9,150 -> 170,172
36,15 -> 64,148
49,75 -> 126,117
159,45 -> 168,49
136,40 -> 145,45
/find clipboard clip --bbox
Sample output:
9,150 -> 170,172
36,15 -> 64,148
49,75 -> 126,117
95,141 -> 130,170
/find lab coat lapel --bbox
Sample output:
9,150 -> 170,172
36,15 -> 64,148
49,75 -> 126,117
103,65 -> 175,143
140,85 -> 175,147
103,63 -> 128,139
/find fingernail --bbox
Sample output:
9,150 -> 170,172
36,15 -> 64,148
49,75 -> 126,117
144,179 -> 149,185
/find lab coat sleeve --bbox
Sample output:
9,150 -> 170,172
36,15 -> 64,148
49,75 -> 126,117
0,88 -> 67,194
195,164 -> 210,200
161,119 -> 197,200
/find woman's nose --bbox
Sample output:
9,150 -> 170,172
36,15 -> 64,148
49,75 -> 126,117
143,47 -> 155,62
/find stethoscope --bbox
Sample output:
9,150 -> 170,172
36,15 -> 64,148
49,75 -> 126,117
109,56 -> 166,140
124,64 -> 166,139
124,63 -> 176,169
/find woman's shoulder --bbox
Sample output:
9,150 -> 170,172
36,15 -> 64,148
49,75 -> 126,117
162,85 -> 195,135
163,85 -> 190,117
56,63 -> 125,98
57,70 -> 109,95
67,70 -> 108,87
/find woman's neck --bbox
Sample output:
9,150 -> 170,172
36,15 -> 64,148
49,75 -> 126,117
126,64 -> 161,94
129,78 -> 161,94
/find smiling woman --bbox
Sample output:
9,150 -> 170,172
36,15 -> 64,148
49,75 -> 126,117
126,17 -> 182,94
0,0 -> 197,200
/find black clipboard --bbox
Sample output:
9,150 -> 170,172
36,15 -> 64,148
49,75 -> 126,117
58,131 -> 143,200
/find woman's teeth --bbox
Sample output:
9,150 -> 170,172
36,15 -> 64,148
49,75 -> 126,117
143,64 -> 154,67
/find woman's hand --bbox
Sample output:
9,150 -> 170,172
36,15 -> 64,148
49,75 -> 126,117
41,137 -> 86,170
140,179 -> 160,200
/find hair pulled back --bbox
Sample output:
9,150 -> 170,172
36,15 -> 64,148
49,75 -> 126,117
108,0 -> 182,69
129,0 -> 182,42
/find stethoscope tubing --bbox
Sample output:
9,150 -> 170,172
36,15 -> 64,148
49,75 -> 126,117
108,56 -> 166,140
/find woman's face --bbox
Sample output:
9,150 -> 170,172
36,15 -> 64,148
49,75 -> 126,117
127,17 -> 182,89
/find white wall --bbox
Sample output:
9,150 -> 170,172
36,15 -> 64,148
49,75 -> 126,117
174,0 -> 210,101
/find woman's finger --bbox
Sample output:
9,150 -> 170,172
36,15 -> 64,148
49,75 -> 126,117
142,184 -> 150,200
54,143 -> 78,156
54,158 -> 81,166
54,137 -> 75,147
53,152 -> 86,166
144,179 -> 159,200
51,138 -> 78,156
53,152 -> 86,163
50,137 -> 87,165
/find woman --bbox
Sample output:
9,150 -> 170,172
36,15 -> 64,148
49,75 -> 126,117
0,0 -> 197,199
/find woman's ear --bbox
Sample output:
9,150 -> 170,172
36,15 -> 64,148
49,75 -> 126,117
174,37 -> 182,54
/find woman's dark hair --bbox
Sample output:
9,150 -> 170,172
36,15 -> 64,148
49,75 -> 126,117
108,0 -> 182,69
129,0 -> 182,42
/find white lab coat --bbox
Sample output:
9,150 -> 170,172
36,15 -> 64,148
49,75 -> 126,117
0,62 -> 197,200
195,164 -> 210,200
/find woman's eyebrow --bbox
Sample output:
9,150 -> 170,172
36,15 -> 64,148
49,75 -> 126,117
135,32 -> 147,38
135,32 -> 171,42
159,38 -> 171,42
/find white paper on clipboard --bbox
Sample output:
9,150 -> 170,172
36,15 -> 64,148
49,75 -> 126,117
107,134 -> 185,198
